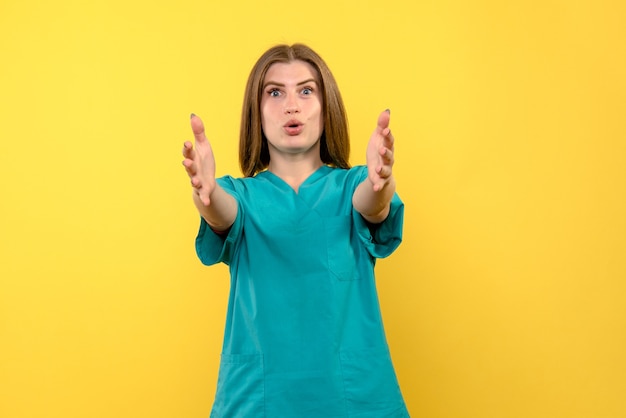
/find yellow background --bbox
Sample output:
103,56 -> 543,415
1,0 -> 625,417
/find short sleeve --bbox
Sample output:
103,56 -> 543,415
194,176 -> 243,266
352,193 -> 404,259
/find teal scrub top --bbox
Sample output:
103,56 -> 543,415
196,165 -> 409,418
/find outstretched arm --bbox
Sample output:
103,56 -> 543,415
182,114 -> 237,232
352,109 -> 396,224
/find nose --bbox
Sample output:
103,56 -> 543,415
284,94 -> 300,114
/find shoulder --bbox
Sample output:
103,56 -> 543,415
346,165 -> 367,181
325,165 -> 368,189
216,174 -> 266,192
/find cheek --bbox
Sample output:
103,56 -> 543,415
261,101 -> 279,123
315,104 -> 324,131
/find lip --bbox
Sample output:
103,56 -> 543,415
283,119 -> 303,128
283,119 -> 304,136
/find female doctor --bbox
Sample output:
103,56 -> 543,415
182,43 -> 409,417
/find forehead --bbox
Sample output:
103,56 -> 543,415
263,60 -> 320,84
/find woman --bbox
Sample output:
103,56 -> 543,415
182,43 -> 409,417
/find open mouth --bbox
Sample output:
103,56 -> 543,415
284,120 -> 304,135
284,120 -> 303,128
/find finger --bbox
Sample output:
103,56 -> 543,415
182,141 -> 194,158
379,146 -> 394,165
191,177 -> 199,188
192,188 -> 211,207
195,188 -> 211,206
382,127 -> 395,149
378,145 -> 392,158
199,194 -> 211,207
190,113 -> 208,144
376,164 -> 393,179
372,180 -> 386,192
183,159 -> 196,177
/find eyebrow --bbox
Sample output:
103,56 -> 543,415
263,78 -> 318,88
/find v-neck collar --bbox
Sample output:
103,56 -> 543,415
256,165 -> 332,194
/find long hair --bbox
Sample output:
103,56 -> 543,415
239,44 -> 351,177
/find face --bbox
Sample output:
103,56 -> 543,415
260,60 -> 324,163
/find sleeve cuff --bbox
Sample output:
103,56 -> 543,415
352,193 -> 404,259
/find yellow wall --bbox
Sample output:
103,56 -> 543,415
1,0 -> 625,417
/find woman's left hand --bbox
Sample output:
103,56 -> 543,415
366,109 -> 395,192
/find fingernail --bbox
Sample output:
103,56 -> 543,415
385,109 -> 391,114
190,113 -> 196,119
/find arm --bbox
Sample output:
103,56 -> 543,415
352,109 -> 396,224
182,114 -> 238,231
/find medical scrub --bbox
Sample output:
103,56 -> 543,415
196,165 -> 409,418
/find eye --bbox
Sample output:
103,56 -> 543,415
301,87 -> 314,95
268,89 -> 281,97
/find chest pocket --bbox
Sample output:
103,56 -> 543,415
325,215 -> 359,281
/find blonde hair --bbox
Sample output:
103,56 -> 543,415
239,44 -> 351,177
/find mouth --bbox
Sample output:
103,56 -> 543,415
283,120 -> 304,136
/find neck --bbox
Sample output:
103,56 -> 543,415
268,156 -> 324,192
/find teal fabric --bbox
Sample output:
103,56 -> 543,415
196,165 -> 409,418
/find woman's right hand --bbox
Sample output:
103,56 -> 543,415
182,114 -> 217,206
